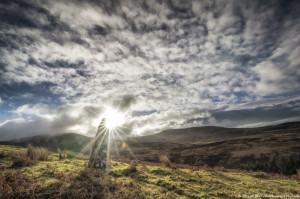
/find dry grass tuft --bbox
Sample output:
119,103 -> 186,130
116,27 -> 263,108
27,144 -> 48,161
59,151 -> 68,160
254,171 -> 268,179
213,166 -> 226,172
159,154 -> 172,168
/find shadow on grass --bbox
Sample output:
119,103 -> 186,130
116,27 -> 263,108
210,172 -> 241,183
0,168 -> 142,199
112,166 -> 205,199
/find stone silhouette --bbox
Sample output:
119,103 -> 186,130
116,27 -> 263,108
88,118 -> 110,169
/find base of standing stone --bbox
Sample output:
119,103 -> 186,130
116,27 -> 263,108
88,154 -> 107,169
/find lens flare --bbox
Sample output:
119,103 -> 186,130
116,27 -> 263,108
103,108 -> 125,129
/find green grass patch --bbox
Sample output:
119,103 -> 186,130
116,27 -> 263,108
1,145 -> 299,198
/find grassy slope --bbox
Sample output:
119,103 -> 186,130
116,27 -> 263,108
1,145 -> 299,199
119,131 -> 300,171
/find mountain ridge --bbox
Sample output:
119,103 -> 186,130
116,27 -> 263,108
134,121 -> 300,143
1,121 -> 299,153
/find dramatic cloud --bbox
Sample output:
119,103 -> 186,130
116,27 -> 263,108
0,0 -> 300,140
0,103 -> 105,140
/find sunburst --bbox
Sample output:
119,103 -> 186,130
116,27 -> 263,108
102,108 -> 125,129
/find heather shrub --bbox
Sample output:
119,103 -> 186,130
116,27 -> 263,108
240,154 -> 300,175
296,169 -> 300,180
0,151 -> 5,159
0,170 -> 39,198
126,160 -> 138,173
10,156 -> 36,168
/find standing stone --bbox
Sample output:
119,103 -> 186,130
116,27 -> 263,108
88,118 -> 109,169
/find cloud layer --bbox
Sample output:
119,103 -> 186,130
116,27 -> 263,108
0,0 -> 300,140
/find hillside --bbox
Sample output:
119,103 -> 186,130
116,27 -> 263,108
120,131 -> 300,172
114,122 -> 300,174
0,133 -> 92,154
135,121 -> 300,143
0,145 -> 299,198
1,122 -> 300,173
2,121 -> 299,149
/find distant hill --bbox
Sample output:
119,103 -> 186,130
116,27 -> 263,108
1,121 -> 300,168
116,121 -> 300,171
134,121 -> 300,143
0,133 -> 92,154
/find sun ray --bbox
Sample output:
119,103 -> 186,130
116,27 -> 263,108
110,129 -> 120,158
114,130 -> 138,159
94,129 -> 108,156
114,126 -> 149,148
106,130 -> 111,172
80,126 -> 108,155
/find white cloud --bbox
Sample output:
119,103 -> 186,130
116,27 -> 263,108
0,0 -> 300,139
0,103 -> 107,140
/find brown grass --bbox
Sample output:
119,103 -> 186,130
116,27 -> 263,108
27,144 -> 48,161
58,169 -> 142,199
213,166 -> 226,172
59,152 -> 68,160
3,151 -> 23,160
296,169 -> 300,180
126,160 -> 138,173
0,170 -> 40,199
10,156 -> 37,168
0,151 -> 5,159
159,154 -> 172,168
0,167 -> 142,199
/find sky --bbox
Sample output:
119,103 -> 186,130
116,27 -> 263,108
0,0 -> 300,140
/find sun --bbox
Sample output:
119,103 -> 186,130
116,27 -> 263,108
102,108 -> 125,129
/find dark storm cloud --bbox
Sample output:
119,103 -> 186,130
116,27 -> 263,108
0,0 -> 87,49
88,25 -> 110,36
118,95 -> 136,111
0,0 -> 300,138
43,59 -> 85,69
0,0 -> 48,29
108,95 -> 137,111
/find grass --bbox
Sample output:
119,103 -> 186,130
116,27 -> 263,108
1,145 -> 300,198
159,154 -> 172,168
27,144 -> 49,161
111,162 -> 300,198
10,156 -> 37,168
